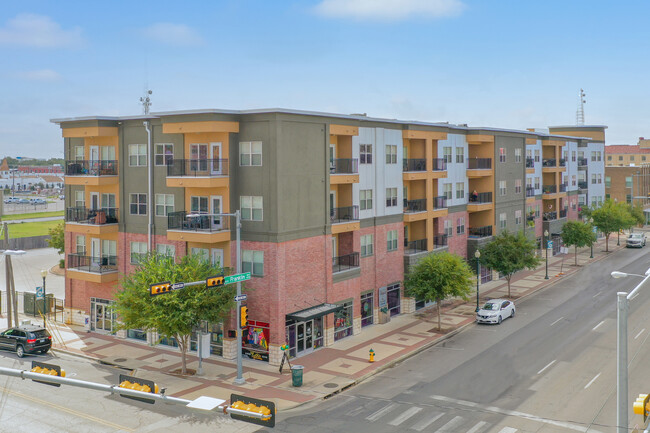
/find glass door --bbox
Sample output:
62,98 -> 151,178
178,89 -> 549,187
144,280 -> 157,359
210,142 -> 222,175
190,143 -> 208,173
210,196 -> 222,230
296,322 -> 304,353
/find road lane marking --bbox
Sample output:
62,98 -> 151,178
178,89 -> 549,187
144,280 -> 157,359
327,396 -> 355,412
635,328 -> 646,339
537,360 -> 556,375
410,412 -> 443,431
550,317 -> 563,326
498,428 -> 518,433
365,403 -> 398,422
431,346 -> 465,351
593,292 -> 603,298
436,415 -> 464,432
630,292 -> 639,300
388,406 -> 422,426
592,320 -> 605,331
466,421 -> 489,433
345,406 -> 366,417
584,373 -> 601,389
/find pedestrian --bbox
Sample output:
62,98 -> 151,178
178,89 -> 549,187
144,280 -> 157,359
471,190 -> 478,202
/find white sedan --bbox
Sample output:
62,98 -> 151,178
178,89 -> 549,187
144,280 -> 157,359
476,299 -> 515,324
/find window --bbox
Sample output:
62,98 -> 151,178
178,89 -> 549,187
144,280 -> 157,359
75,190 -> 85,208
444,219 -> 453,237
563,151 -> 568,162
526,177 -> 532,188
591,174 -> 596,184
156,244 -> 175,258
515,179 -> 522,194
155,143 -> 174,166
499,148 -> 506,163
191,196 -> 208,213
129,144 -> 147,167
499,213 -> 507,229
626,176 -> 633,188
534,150 -> 540,162
643,156 -> 647,161
334,300 -> 353,341
239,141 -> 262,166
100,146 -> 115,161
627,194 -> 633,203
619,156 -> 623,161
360,189 -> 373,210
361,292 -> 374,327
444,183 -> 452,200
386,188 -> 398,207
499,180 -> 507,196
597,152 -> 602,161
74,146 -> 84,161
130,241 -> 148,264
515,148 -> 522,163
155,194 -> 174,217
572,175 -> 576,186
76,235 -> 85,255
191,247 -> 210,263
598,174 -> 602,184
387,230 -> 398,251
606,176 -> 612,188
572,151 -> 576,162
385,145 -> 397,164
456,217 -> 465,235
608,155 -> 612,161
241,196 -> 263,221
360,144 -> 372,164
443,147 -> 452,163
630,155 -> 635,161
361,234 -> 374,257
242,250 -> 264,276
591,152 -> 597,162
535,204 -> 540,218
456,182 -> 464,199
101,193 -> 116,211
515,210 -> 522,225
130,193 -> 147,215
455,147 -> 464,163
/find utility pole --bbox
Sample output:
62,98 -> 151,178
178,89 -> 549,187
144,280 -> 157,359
3,222 -> 12,327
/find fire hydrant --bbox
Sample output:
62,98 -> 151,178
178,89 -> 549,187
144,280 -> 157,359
369,348 -> 375,363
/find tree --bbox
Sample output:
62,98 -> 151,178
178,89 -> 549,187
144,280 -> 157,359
627,203 -> 645,228
114,253 -> 237,375
591,199 -> 629,252
479,230 -> 541,298
46,221 -> 65,255
561,221 -> 596,266
404,252 -> 473,331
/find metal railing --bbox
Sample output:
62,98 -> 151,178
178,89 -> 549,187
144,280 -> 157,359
65,160 -> 118,176
526,214 -> 535,222
559,158 -> 567,167
469,191 -> 492,203
166,159 -> 228,177
543,185 -> 557,194
404,199 -> 426,213
559,183 -> 567,192
432,158 -> 447,171
468,226 -> 492,237
433,196 -> 447,209
578,180 -> 588,189
404,239 -> 427,254
330,158 -> 359,174
403,158 -> 426,172
542,158 -> 556,167
578,157 -> 588,167
526,187 -> 535,197
168,211 -> 230,232
560,208 -> 567,218
330,206 -> 359,223
332,252 -> 360,273
66,207 -> 118,224
467,158 -> 492,170
0,291 -> 64,323
543,211 -> 557,221
526,157 -> 534,168
67,254 -> 117,273
433,234 -> 448,248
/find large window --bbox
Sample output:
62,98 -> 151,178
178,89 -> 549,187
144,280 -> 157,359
534,150 -> 540,162
443,183 -> 452,200
443,147 -> 452,163
129,193 -> 147,215
456,217 -> 465,235
626,176 -> 633,188
156,244 -> 175,258
76,235 -> 85,254
385,145 -> 397,164
361,292 -> 374,327
360,144 -> 372,164
101,193 -> 116,211
455,147 -> 464,163
243,250 -> 264,277
130,241 -> 148,264
334,300 -> 353,341
129,144 -> 147,167
515,148 -> 522,163
535,177 -> 540,189
191,196 -> 208,213
360,189 -> 373,210
444,219 -> 453,237
387,230 -> 398,252
155,194 -> 174,216
155,143 -> 174,166
385,188 -> 397,207
361,234 -> 374,257
515,210 -> 522,225
240,141 -> 262,166
456,182 -> 464,199
74,146 -> 84,161
499,212 -> 507,229
75,190 -> 85,208
241,196 -> 263,221
499,180 -> 507,196
499,148 -> 506,163
515,179 -> 522,194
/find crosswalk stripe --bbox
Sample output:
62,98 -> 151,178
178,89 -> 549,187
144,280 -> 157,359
410,412 -> 444,431
498,428 -> 518,433
365,403 -> 398,422
466,421 -> 488,433
388,406 -> 422,426
345,406 -> 366,417
436,415 -> 465,432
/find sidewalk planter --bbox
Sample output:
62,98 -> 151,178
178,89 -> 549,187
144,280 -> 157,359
291,365 -> 304,387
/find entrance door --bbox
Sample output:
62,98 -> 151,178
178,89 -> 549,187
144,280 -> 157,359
90,192 -> 99,210
210,196 -> 222,230
295,320 -> 314,355
211,248 -> 224,268
89,146 -> 99,175
329,144 -> 336,173
210,142 -> 222,175
91,238 -> 100,259
92,302 -> 113,332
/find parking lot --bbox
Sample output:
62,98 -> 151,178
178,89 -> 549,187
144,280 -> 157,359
2,195 -> 64,215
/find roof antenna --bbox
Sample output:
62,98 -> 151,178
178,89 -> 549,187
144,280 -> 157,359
576,88 -> 586,125
140,90 -> 152,115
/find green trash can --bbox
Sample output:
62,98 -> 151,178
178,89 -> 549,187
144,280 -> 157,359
291,365 -> 304,387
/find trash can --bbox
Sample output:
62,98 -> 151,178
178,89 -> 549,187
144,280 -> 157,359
291,365 -> 304,387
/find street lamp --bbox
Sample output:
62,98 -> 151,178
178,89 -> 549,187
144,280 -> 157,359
589,218 -> 594,259
474,250 -> 481,312
610,268 -> 650,433
544,230 -> 549,279
41,269 -> 47,327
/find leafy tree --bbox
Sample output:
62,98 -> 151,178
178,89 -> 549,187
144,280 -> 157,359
46,221 -> 65,255
561,221 -> 596,266
479,230 -> 541,298
114,253 -> 236,374
591,199 -> 629,252
404,252 -> 473,331
627,203 -> 645,228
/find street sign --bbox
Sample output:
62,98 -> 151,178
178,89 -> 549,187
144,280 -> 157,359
171,282 -> 185,290
234,294 -> 247,302
224,273 -> 251,285
35,286 -> 44,300
547,241 -> 553,250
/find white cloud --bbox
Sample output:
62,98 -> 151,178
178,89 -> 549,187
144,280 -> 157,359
0,14 -> 83,48
17,69 -> 62,82
314,0 -> 465,21
142,23 -> 204,46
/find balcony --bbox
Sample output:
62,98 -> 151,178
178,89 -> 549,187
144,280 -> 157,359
65,160 -> 118,186
560,208 -> 567,218
468,192 -> 493,212
559,158 -> 566,167
578,180 -> 588,189
403,158 -> 426,172
166,159 -> 229,188
542,158 -> 556,167
525,187 -> 535,198
404,199 -> 426,213
66,254 -> 118,283
559,183 -> 567,193
543,211 -> 558,221
526,158 -> 534,168
543,185 -> 557,194
432,158 -> 447,171
467,158 -> 493,178
578,157 -> 588,167
433,234 -> 448,248
404,239 -> 427,255
166,211 -> 231,243
468,226 -> 492,238
330,205 -> 359,223
65,207 -> 118,235
333,252 -> 360,273
433,196 -> 447,210
330,158 -> 359,184
526,214 -> 536,222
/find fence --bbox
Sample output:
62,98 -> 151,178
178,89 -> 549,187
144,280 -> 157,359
4,235 -> 51,250
0,291 -> 65,323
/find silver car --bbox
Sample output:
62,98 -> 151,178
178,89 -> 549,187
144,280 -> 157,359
476,299 -> 516,324
626,233 -> 646,248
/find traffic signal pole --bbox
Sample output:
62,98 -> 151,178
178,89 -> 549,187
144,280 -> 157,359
234,210 -> 245,385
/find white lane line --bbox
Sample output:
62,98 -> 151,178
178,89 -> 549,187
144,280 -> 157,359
345,406 -> 366,417
630,292 -> 640,300
537,360 -> 556,375
635,328 -> 646,339
326,396 -> 354,412
584,373 -> 601,389
365,403 -> 398,422
388,406 -> 422,426
436,415 -> 465,432
431,346 -> 465,351
466,421 -> 489,433
593,292 -> 602,298
592,320 -> 605,331
550,317 -> 563,326
410,412 -> 444,431
498,428 -> 518,433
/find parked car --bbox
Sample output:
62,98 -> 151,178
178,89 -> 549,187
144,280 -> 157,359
4,198 -> 17,204
59,195 -> 65,200
0,325 -> 52,357
476,299 -> 516,324
626,233 -> 646,248
32,199 -> 47,205
17,198 -> 30,204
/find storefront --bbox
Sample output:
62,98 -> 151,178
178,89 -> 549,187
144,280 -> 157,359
386,283 -> 401,316
90,297 -> 116,333
334,300 -> 353,341
242,320 -> 270,362
360,291 -> 374,327
285,303 -> 342,358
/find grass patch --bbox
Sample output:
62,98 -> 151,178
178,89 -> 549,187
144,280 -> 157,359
7,220 -> 61,238
2,210 -> 64,221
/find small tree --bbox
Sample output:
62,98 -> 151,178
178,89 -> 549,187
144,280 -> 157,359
591,199 -> 628,252
404,252 -> 473,331
114,253 -> 237,375
479,230 -> 541,298
561,221 -> 596,266
627,203 -> 645,228
46,221 -> 65,255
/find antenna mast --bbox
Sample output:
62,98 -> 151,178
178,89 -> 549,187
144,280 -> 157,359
140,90 -> 152,115
576,88 -> 586,125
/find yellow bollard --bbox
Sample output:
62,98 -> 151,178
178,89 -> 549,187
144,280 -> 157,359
369,349 -> 375,363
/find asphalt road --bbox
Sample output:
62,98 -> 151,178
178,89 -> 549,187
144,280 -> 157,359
274,245 -> 650,433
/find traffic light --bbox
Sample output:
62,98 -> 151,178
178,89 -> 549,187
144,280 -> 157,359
30,361 -> 65,387
240,306 -> 248,328
206,273 -> 224,288
634,393 -> 650,422
150,281 -> 171,296
228,393 -> 275,427
118,374 -> 159,404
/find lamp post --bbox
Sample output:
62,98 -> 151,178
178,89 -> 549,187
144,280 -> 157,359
544,229 -> 549,279
610,268 -> 650,433
474,250 -> 481,312
41,269 -> 47,327
589,217 -> 594,259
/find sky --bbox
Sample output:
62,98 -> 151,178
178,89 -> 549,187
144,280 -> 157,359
1,0 -> 649,159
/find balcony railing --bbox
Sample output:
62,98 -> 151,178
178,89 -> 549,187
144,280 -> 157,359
333,252 -> 360,273
167,211 -> 230,232
469,192 -> 492,203
525,187 -> 535,197
559,158 -> 566,167
468,226 -> 492,238
166,159 -> 228,177
404,239 -> 427,255
330,205 -> 359,223
578,180 -> 588,189
66,160 -> 118,176
66,207 -> 118,225
526,157 -> 534,168
330,158 -> 359,175
560,208 -> 567,218
433,234 -> 448,248
67,254 -> 117,274
559,183 -> 567,192
432,158 -> 447,171
433,196 -> 447,210
404,199 -> 426,213
543,211 -> 557,221
467,158 -> 492,170
542,158 -> 556,167
526,214 -> 535,222
403,158 -> 426,172
543,185 -> 557,194
578,157 -> 588,167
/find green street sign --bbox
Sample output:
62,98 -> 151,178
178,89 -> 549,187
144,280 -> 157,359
225,273 -> 251,285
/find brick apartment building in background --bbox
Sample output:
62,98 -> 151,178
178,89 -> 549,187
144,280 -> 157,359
604,137 -> 650,217
52,109 -> 606,366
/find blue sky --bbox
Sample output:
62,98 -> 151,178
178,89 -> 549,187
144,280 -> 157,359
1,0 -> 649,158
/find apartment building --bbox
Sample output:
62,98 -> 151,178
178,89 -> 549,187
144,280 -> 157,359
53,109 -> 602,366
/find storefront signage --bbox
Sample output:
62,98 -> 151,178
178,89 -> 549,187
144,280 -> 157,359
378,286 -> 388,309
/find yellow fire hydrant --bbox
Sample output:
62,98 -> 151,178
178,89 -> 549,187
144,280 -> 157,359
369,348 -> 375,363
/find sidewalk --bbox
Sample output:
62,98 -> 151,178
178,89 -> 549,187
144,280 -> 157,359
1,237 -> 627,411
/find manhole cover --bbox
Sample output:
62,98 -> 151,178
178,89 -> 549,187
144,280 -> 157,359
323,383 -> 338,389
114,358 -> 127,363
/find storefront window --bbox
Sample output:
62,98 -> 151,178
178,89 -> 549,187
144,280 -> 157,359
334,301 -> 353,341
361,292 -> 374,327
243,321 -> 270,362
415,298 -> 433,310
127,329 -> 146,341
387,284 -> 401,316
190,322 -> 224,356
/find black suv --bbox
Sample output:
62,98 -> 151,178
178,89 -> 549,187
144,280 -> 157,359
0,325 -> 52,357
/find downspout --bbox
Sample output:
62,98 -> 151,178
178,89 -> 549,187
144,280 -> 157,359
144,121 -> 153,251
